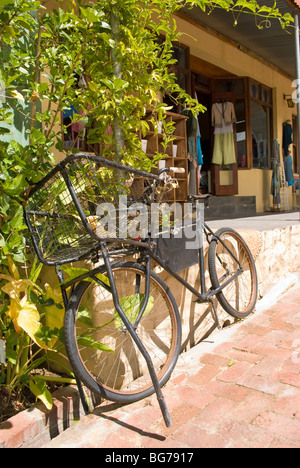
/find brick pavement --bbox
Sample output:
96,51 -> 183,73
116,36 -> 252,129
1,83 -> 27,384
39,270 -> 300,449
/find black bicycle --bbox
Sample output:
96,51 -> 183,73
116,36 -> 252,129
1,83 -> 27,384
24,153 -> 258,426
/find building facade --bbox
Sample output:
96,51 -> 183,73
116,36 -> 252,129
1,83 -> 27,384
2,1 -> 299,216
169,3 -> 299,214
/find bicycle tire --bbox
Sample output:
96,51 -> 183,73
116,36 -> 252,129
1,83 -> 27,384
208,228 -> 258,319
64,261 -> 181,403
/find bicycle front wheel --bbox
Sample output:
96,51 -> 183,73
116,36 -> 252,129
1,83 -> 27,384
208,228 -> 258,319
64,261 -> 181,403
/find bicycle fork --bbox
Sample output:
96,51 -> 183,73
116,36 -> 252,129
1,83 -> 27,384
101,243 -> 173,428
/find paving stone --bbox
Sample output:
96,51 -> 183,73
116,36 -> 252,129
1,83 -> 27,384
2,268 -> 300,449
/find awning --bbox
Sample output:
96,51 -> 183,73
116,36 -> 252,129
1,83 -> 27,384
180,0 -> 299,79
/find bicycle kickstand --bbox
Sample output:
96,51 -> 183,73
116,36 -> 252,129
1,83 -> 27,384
209,298 -> 222,330
156,387 -> 172,428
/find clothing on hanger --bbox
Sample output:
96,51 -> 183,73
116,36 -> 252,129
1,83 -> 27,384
271,140 -> 281,204
194,93 -> 204,166
284,154 -> 294,186
196,119 -> 203,166
211,101 -> 236,165
211,101 -> 236,129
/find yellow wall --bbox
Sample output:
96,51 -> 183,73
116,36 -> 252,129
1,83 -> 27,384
175,15 -> 296,212
238,169 -> 292,212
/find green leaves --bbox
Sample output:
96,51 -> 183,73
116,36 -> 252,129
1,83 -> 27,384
29,377 -> 53,410
204,0 -> 294,28
80,5 -> 110,28
114,294 -> 154,330
100,77 -> 129,93
0,0 -> 15,10
76,336 -> 114,353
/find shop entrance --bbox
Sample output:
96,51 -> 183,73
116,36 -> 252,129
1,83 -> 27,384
194,76 -> 246,196
211,90 -> 238,195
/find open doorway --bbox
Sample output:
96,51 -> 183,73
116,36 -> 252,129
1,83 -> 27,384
193,76 -> 247,196
195,90 -> 212,193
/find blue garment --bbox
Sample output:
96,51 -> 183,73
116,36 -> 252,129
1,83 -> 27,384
284,156 -> 294,186
196,121 -> 203,165
63,105 -> 77,119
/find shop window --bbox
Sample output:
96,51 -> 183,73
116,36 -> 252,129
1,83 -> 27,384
236,99 -> 247,168
193,73 -> 210,92
251,102 -> 271,169
250,82 -> 259,99
164,44 -> 191,113
194,76 -> 272,171
172,44 -> 188,69
262,87 -> 271,104
214,78 -> 244,96
250,80 -> 272,169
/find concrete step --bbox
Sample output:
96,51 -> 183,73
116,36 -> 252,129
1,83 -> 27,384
204,196 -> 256,220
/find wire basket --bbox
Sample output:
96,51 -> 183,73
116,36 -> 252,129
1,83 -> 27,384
24,154 -> 162,266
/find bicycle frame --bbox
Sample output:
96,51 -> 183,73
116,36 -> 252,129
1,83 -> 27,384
150,223 -> 243,299
24,153 -> 247,427
56,211 -> 244,336
146,219 -> 244,329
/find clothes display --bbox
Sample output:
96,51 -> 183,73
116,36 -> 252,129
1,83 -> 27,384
284,154 -> 294,186
211,101 -> 236,129
282,121 -> 293,156
194,92 -> 204,167
271,139 -> 281,205
184,108 -> 204,194
196,116 -> 203,166
282,122 -> 294,187
212,133 -> 236,166
211,101 -> 236,165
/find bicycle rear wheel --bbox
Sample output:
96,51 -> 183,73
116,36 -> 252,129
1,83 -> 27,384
64,261 -> 181,403
208,228 -> 258,319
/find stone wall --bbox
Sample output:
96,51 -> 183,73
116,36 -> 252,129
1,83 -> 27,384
154,224 -> 300,352
41,223 -> 300,369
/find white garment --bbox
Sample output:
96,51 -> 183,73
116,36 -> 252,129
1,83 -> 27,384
213,103 -> 233,134
212,102 -> 236,134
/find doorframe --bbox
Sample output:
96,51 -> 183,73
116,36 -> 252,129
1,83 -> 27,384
211,90 -> 238,196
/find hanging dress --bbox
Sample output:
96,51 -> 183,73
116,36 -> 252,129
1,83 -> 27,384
211,101 -> 236,166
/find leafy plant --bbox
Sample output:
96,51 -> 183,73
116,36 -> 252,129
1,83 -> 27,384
0,259 -> 75,412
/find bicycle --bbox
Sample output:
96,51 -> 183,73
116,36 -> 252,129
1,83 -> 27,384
24,153 -> 258,427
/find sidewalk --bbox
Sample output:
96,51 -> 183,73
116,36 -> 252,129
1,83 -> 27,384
208,210 -> 299,231
42,270 -> 300,449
